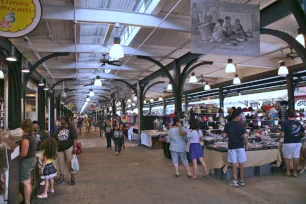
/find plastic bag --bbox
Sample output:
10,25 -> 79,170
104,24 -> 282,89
71,154 -> 79,171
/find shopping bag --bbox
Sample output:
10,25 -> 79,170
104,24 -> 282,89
71,154 -> 80,171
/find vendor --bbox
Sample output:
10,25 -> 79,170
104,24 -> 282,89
0,120 -> 38,204
276,110 -> 305,177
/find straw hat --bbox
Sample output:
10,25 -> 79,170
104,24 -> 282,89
208,116 -> 214,122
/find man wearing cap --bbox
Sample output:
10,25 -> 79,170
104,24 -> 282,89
53,117 -> 78,185
224,110 -> 248,187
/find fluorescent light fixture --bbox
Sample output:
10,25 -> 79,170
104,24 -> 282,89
104,69 -> 111,74
204,84 -> 211,91
127,99 -> 132,103
80,102 -> 88,114
189,72 -> 198,83
133,96 -> 137,101
94,76 -> 102,86
6,46 -> 17,62
38,79 -> 44,86
233,74 -> 241,85
110,37 -> 124,59
296,28 -> 305,48
167,82 -> 172,91
89,89 -> 94,97
0,70 -> 4,79
278,61 -> 288,76
159,96 -> 163,101
225,58 -> 236,73
150,98 -> 154,103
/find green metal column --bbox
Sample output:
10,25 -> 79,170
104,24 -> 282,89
49,93 -> 55,136
287,74 -> 295,111
38,85 -> 46,130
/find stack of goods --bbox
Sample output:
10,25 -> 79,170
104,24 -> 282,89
206,141 -> 278,152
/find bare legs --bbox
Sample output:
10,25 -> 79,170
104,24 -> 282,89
173,163 -> 179,175
284,159 -> 291,176
22,179 -> 32,204
293,158 -> 299,176
232,163 -> 245,181
191,158 -> 209,178
43,179 -> 49,195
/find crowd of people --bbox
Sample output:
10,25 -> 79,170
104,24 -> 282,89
167,109 -> 306,187
0,117 -> 78,203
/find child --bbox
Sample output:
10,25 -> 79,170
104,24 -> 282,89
113,124 -> 125,155
37,138 -> 58,199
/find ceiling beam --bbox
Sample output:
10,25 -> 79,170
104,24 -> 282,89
31,61 -> 137,70
42,6 -> 190,32
47,73 -> 126,79
11,40 -> 188,57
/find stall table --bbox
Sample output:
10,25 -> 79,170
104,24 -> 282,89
141,130 -> 167,148
204,148 -> 282,173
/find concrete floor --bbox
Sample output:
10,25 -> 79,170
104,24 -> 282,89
34,130 -> 306,204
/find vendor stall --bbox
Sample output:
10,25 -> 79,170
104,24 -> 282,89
141,130 -> 167,148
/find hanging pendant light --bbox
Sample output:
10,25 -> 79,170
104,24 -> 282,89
150,98 -> 154,103
159,96 -> 163,101
278,61 -> 288,76
38,79 -> 44,86
89,89 -> 94,97
225,58 -> 236,73
128,104 -> 131,108
0,69 -> 4,79
109,23 -> 124,59
167,82 -> 172,91
86,97 -> 90,102
233,74 -> 241,85
144,100 -> 147,104
204,83 -> 211,91
189,72 -> 198,83
133,96 -> 137,101
22,60 -> 30,73
296,28 -> 305,48
127,99 -> 132,103
6,46 -> 17,62
94,76 -> 102,86
44,84 -> 49,91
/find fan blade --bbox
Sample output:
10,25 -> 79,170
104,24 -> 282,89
269,58 -> 283,60
83,84 -> 93,87
109,60 -> 120,63
108,62 -> 121,66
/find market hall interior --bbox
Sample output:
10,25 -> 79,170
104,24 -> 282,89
0,0 -> 306,204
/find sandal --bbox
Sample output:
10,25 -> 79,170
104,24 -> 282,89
175,173 -> 180,177
37,193 -> 48,199
48,189 -> 55,193
55,179 -> 64,185
202,175 -> 208,180
187,173 -> 193,178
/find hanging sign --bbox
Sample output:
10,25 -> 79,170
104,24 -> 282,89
0,0 -> 42,38
191,0 -> 260,57
295,100 -> 306,110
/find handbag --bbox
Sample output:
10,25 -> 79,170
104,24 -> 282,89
71,154 -> 80,171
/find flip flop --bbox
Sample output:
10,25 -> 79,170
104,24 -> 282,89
175,174 -> 180,178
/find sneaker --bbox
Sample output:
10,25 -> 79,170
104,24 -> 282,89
240,180 -> 245,186
37,193 -> 48,199
48,189 -> 55,193
71,179 -> 76,186
55,179 -> 64,185
229,180 -> 239,187
116,152 -> 119,155
40,180 -> 45,186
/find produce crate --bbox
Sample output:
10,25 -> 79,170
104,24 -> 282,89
255,164 -> 271,176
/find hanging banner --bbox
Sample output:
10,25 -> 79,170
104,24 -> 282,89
191,0 -> 260,57
0,0 -> 42,38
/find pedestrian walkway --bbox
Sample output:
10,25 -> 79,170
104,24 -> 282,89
34,130 -> 306,204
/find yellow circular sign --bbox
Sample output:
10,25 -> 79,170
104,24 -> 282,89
0,0 -> 42,38
67,103 -> 74,109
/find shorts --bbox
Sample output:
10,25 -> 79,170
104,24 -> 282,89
228,148 -> 247,164
282,143 -> 302,159
20,157 -> 37,181
170,151 -> 188,165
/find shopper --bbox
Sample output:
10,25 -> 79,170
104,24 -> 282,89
224,110 -> 248,187
88,117 -> 92,133
166,117 -> 192,178
187,120 -> 209,179
37,138 -> 58,199
84,117 -> 89,133
98,117 -> 105,137
113,124 -> 125,155
1,120 -> 37,204
276,110 -> 305,177
77,117 -> 83,133
53,117 -> 78,185
104,120 -> 113,149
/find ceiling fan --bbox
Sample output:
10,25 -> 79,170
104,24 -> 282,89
100,53 -> 121,67
162,88 -> 171,94
270,48 -> 299,60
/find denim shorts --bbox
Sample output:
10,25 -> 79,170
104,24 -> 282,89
170,151 -> 188,165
